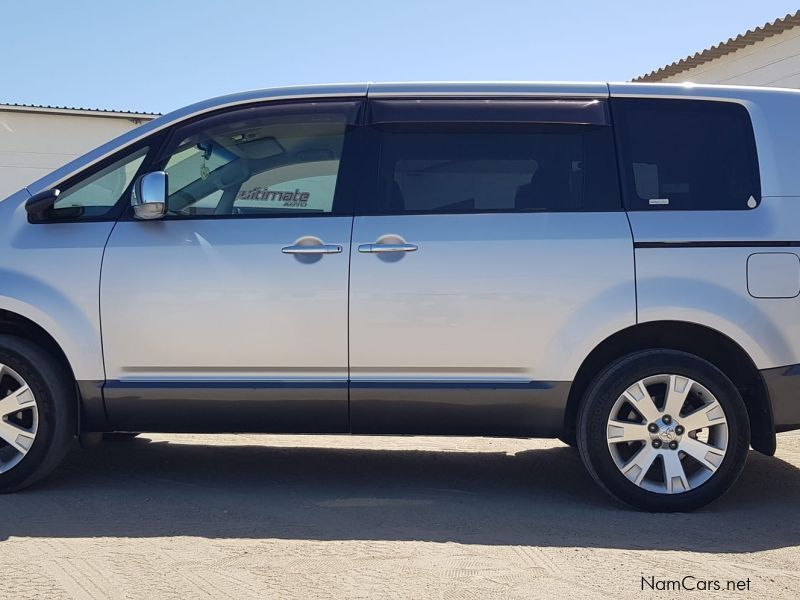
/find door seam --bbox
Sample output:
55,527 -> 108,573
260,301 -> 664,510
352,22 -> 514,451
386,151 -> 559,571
346,215 -> 355,432
97,218 -> 120,423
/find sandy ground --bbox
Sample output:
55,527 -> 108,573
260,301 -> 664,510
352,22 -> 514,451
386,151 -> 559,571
0,432 -> 798,599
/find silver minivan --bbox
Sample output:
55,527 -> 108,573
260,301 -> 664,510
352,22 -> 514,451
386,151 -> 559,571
1,82 -> 799,511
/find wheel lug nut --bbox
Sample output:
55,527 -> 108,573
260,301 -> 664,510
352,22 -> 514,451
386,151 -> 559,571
648,423 -> 659,433
675,425 -> 685,435
669,441 -> 678,450
652,439 -> 662,448
662,414 -> 672,425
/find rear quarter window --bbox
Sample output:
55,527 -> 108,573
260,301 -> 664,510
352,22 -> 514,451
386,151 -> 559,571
612,98 -> 760,211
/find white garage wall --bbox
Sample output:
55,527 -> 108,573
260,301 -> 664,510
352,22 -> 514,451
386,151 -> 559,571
0,108 -> 155,200
656,26 -> 800,87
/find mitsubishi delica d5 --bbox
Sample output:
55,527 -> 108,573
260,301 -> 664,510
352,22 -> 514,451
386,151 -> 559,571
1,81 -> 800,511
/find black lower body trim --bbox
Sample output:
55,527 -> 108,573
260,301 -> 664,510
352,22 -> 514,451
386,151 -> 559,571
350,380 -> 569,437
761,365 -> 800,433
77,380 -> 107,431
82,379 -> 570,437
102,380 -> 349,433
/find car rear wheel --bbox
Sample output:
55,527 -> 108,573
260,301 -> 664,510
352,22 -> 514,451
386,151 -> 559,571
577,349 -> 750,512
0,335 -> 76,492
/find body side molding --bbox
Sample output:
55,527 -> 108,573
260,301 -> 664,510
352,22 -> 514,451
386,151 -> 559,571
92,379 -> 570,437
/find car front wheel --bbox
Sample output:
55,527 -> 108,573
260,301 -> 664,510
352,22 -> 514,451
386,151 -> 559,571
577,349 -> 750,512
0,335 -> 76,492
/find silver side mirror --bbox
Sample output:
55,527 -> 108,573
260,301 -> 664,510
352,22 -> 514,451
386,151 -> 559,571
131,171 -> 168,220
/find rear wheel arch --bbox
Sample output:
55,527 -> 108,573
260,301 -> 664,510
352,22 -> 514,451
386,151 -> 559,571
562,321 -> 774,455
576,349 -> 750,510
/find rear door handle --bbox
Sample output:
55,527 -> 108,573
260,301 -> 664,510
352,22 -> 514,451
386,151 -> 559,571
358,243 -> 418,253
282,244 -> 342,255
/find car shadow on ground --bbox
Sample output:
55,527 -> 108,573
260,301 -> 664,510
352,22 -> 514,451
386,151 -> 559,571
1,436 -> 798,552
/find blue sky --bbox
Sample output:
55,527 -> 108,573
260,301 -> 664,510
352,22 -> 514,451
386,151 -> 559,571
2,0 -> 798,114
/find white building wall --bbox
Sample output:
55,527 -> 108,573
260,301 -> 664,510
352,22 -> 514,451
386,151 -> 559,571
0,109 -> 153,199
657,27 -> 800,87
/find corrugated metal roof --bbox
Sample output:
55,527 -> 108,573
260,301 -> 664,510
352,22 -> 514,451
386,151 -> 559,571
635,10 -> 800,82
0,102 -> 160,118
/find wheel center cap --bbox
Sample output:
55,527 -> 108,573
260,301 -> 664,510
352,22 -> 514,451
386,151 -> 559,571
659,426 -> 676,441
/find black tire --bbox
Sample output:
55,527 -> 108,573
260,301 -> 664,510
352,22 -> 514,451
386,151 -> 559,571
0,335 -> 76,493
577,349 -> 750,512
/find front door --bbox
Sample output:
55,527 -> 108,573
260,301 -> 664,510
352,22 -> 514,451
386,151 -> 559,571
100,100 -> 361,432
348,98 -> 636,436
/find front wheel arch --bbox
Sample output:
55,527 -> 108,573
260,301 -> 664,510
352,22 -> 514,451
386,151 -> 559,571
0,310 -> 80,435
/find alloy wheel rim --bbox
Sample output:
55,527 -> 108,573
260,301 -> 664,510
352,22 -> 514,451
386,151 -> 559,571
0,364 -> 38,474
606,374 -> 729,494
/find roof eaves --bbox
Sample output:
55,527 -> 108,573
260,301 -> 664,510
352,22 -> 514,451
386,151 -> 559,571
634,10 -> 800,82
0,102 -> 160,118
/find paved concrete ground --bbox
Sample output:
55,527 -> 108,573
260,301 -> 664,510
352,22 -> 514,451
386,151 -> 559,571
0,432 -> 798,599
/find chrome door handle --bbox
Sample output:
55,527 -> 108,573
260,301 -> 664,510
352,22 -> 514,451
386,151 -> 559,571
282,244 -> 342,255
358,243 -> 418,253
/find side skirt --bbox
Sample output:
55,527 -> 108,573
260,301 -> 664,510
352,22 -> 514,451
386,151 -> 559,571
79,379 -> 571,437
349,381 -> 570,437
99,380 -> 349,433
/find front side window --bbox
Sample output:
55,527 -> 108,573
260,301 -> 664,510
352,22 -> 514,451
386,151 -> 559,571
370,123 -> 620,214
613,98 -> 760,211
158,102 -> 359,218
53,147 -> 149,218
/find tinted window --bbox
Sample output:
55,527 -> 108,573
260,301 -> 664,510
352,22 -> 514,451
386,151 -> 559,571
157,102 -> 359,218
53,147 -> 149,218
613,98 -> 760,211
371,124 -> 619,214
